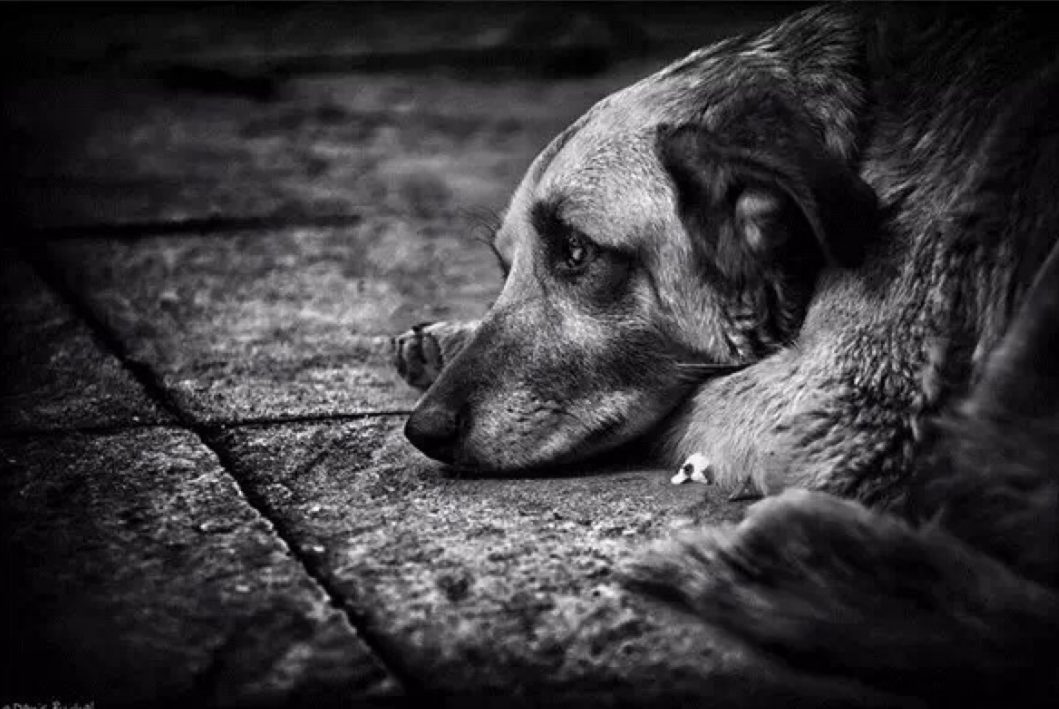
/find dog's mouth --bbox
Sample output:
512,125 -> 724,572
414,362 -> 752,475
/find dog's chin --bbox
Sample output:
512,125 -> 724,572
441,416 -> 655,476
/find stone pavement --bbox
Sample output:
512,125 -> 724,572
0,4 -> 862,707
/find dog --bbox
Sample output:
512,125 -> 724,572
394,4 -> 1059,704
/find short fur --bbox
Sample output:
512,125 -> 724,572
393,5 -> 1059,702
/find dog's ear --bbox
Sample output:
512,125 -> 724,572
657,124 -> 878,278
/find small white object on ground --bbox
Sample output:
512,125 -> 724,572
671,452 -> 713,485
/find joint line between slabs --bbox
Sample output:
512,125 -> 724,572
0,410 -> 414,440
20,242 -> 425,698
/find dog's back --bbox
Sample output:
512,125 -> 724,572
629,55 -> 1059,707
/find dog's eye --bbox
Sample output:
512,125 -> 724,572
557,231 -> 596,273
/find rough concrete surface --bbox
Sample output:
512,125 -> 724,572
0,3 -> 823,707
0,429 -> 399,707
44,216 -> 504,423
0,252 -> 169,431
209,419 -> 806,707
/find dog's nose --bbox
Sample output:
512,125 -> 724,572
404,405 -> 462,463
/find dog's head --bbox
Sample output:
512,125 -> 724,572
405,32 -> 878,471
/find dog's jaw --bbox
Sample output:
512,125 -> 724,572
406,304 -> 704,472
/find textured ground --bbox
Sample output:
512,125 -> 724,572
0,4 -> 834,707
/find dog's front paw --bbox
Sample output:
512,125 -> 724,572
392,322 -> 446,391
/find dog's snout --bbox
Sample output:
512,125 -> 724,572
404,404 -> 465,463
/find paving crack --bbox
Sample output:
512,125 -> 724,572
21,240 -> 426,700
0,419 -> 176,439
1,411 -> 412,441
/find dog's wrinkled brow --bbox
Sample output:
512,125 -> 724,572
529,199 -> 571,244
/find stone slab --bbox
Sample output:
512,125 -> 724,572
0,252 -> 169,432
46,218 -> 501,423
0,427 -> 401,706
207,417 -> 903,706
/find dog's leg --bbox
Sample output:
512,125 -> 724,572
661,347 -> 813,495
625,488 -> 1059,707
392,320 -> 480,391
628,242 -> 1059,705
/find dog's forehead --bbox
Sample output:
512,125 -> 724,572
497,74 -> 711,252
529,97 -> 683,243
545,133 -> 655,199
544,82 -> 676,181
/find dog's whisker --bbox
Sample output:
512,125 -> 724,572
458,208 -> 506,277
461,208 -> 502,242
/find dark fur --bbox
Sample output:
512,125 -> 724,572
659,121 -> 877,358
628,54 -> 1059,707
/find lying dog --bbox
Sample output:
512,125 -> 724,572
395,4 -> 1054,502
394,4 -> 1059,704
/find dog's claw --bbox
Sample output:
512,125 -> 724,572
393,322 -> 445,391
728,477 -> 764,502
